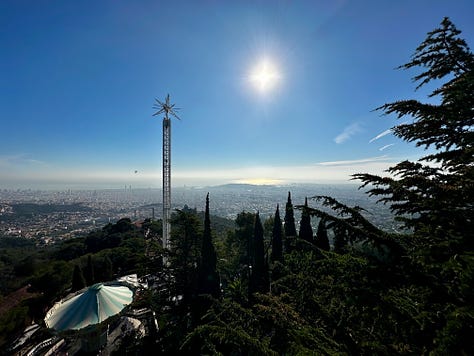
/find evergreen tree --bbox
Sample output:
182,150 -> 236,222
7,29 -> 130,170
250,212 -> 268,295
198,193 -> 220,298
283,192 -> 296,252
234,211 -> 255,270
104,256 -> 113,280
355,18 -> 473,240
354,17 -> 474,275
298,197 -> 313,243
315,218 -> 330,251
71,264 -> 86,292
84,255 -> 95,285
332,226 -> 347,254
169,209 -> 202,310
350,18 -> 474,354
270,204 -> 283,263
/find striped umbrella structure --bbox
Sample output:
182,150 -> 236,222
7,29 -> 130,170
44,283 -> 133,331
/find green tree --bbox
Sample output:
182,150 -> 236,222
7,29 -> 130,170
270,204 -> 283,264
181,295 -> 342,355
198,193 -> 220,298
283,192 -> 296,252
157,209 -> 202,350
71,264 -> 86,292
332,226 -> 347,253
84,255 -> 95,285
250,212 -> 268,295
0,306 -> 29,349
315,218 -> 330,251
104,256 -> 113,280
13,256 -> 37,277
169,209 -> 202,310
30,260 -> 72,299
352,18 -> 474,354
354,16 -> 474,290
298,198 -> 313,243
54,240 -> 86,261
355,17 -> 473,243
234,211 -> 256,273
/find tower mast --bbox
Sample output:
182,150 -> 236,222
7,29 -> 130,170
153,94 -> 180,252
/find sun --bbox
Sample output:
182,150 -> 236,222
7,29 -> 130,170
249,58 -> 281,94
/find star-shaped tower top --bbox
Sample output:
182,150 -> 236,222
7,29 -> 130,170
152,94 -> 181,120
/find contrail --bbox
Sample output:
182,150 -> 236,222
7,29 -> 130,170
369,128 -> 392,143
379,144 -> 395,151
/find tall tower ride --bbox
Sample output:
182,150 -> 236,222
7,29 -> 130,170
153,94 -> 180,251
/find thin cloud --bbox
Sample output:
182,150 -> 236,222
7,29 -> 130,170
0,154 -> 48,167
0,154 -> 22,166
379,143 -> 395,151
370,121 -> 411,143
334,122 -> 363,144
318,155 -> 390,166
369,128 -> 392,143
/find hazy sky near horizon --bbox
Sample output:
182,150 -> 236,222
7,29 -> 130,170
1,0 -> 473,189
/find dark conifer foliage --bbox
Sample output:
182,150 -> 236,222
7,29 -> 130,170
298,197 -> 313,243
250,212 -> 268,295
270,204 -> 283,263
198,193 -> 220,298
315,218 -> 330,251
353,17 -> 474,266
348,17 -> 474,353
230,211 -> 256,282
283,191 -> 296,252
332,226 -> 347,254
169,210 -> 201,309
71,264 -> 86,292
84,255 -> 95,286
104,256 -> 113,280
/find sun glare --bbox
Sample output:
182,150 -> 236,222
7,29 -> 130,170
233,178 -> 284,185
249,58 -> 281,94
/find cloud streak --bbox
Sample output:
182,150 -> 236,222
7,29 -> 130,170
0,154 -> 48,167
334,123 -> 363,144
318,155 -> 390,166
379,144 -> 395,151
369,128 -> 392,143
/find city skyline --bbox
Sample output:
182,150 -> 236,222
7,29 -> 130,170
1,1 -> 474,189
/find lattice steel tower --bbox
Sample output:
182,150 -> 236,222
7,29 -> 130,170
153,94 -> 180,251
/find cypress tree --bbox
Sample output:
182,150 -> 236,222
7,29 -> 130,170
298,197 -> 313,243
333,226 -> 347,254
104,256 -> 113,280
84,255 -> 95,285
71,264 -> 86,292
169,209 -> 201,315
271,204 -> 283,263
234,211 -> 256,273
315,218 -> 330,251
198,193 -> 220,298
250,212 -> 268,295
284,192 -> 296,252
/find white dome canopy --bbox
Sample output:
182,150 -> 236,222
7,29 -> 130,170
44,283 -> 133,331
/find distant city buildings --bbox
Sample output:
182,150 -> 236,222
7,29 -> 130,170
0,184 -> 401,244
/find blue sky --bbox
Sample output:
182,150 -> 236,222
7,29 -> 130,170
1,0 -> 473,189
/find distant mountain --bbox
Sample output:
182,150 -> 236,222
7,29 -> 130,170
214,183 -> 276,189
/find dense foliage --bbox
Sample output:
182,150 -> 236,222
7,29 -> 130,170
0,218 -> 161,350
